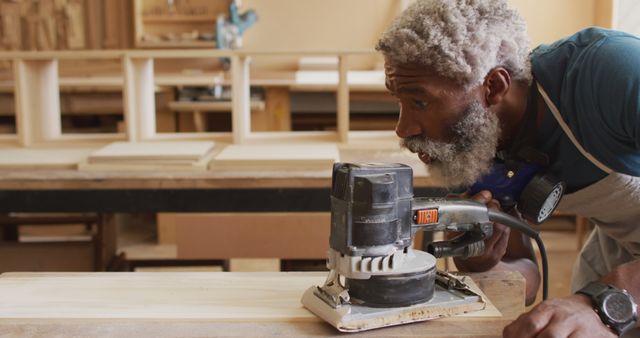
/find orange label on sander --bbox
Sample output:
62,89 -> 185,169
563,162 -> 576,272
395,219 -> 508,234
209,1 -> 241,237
416,209 -> 438,225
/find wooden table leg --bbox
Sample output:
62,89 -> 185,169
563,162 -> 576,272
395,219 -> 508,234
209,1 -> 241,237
192,110 -> 205,132
96,213 -> 118,271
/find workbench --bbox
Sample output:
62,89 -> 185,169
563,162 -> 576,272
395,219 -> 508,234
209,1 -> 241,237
0,148 -> 446,269
0,271 -> 524,337
0,148 -> 443,213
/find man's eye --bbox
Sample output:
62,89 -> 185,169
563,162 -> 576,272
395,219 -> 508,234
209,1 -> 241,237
413,100 -> 428,109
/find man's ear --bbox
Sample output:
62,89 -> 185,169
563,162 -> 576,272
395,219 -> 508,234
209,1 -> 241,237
483,67 -> 511,106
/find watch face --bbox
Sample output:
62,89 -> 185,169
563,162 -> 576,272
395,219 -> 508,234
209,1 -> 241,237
602,292 -> 635,324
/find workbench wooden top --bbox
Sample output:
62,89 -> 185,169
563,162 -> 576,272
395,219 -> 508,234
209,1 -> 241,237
0,148 -> 438,189
0,271 -> 524,337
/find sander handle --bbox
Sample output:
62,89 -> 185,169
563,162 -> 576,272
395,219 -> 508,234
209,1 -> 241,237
411,198 -> 548,300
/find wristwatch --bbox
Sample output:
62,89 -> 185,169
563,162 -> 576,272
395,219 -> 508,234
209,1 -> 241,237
577,282 -> 638,336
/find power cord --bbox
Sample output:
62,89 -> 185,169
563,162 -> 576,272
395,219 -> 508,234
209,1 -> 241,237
487,210 -> 549,300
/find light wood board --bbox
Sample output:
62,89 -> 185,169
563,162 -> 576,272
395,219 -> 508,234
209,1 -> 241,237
78,150 -> 216,172
88,141 -> 216,163
0,271 -> 521,337
210,143 -> 339,169
0,147 -> 94,169
0,272 -> 498,319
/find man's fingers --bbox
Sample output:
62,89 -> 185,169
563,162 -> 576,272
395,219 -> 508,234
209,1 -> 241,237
503,304 -> 554,338
489,225 -> 510,256
470,190 -> 492,204
536,320 -> 574,338
482,223 -> 510,262
487,198 -> 501,211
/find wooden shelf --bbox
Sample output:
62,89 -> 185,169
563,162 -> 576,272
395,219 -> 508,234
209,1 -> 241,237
142,15 -> 217,23
137,40 -> 216,49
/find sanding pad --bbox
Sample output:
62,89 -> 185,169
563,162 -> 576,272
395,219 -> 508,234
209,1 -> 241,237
301,276 -> 486,332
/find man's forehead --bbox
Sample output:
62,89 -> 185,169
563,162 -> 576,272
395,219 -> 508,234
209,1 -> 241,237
384,60 -> 439,80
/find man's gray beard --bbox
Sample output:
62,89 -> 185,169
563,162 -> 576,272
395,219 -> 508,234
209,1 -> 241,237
400,101 -> 500,188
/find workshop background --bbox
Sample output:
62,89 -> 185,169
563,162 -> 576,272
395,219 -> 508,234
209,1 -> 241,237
0,0 -> 637,307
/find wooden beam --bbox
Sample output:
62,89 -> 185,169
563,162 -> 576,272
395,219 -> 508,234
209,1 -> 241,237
123,56 -> 156,142
231,55 -> 251,144
13,59 -> 61,146
337,55 -> 349,143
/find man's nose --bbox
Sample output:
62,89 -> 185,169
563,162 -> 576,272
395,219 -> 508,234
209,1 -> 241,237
395,107 -> 421,138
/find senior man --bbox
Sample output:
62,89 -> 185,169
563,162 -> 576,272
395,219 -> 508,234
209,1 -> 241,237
377,0 -> 640,337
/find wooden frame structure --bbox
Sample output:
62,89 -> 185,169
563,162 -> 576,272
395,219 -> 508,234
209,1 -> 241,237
0,49 -> 395,148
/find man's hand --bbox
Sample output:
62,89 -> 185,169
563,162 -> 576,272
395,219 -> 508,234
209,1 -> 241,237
503,294 -> 616,338
452,190 -> 511,272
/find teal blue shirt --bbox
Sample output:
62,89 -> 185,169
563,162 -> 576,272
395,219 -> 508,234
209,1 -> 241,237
531,27 -> 640,192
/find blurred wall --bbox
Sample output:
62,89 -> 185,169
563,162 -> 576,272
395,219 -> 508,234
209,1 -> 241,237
239,0 -> 613,70
511,0 -> 597,46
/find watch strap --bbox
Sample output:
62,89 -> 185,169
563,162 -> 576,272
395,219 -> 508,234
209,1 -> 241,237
576,281 -> 610,300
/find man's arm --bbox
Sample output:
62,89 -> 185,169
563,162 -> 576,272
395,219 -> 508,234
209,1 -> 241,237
503,260 -> 640,338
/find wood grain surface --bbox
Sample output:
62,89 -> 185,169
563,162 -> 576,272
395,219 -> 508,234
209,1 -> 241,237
0,271 -> 523,337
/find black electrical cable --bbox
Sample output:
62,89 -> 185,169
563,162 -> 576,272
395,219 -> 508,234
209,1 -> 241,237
487,210 -> 549,301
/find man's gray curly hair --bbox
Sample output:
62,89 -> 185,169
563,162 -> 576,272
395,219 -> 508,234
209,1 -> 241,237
377,0 -> 532,87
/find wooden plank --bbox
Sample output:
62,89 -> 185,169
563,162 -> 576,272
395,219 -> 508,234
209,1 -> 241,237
37,0 -> 57,50
0,3 -> 22,50
84,0 -> 103,49
87,141 -> 215,162
210,143 -> 339,169
0,271 -> 515,337
168,100 -> 265,113
132,0 -> 144,47
228,258 -> 281,272
0,147 -> 93,169
0,147 -> 437,189
65,1 -> 86,49
103,0 -> 120,48
77,151 -> 215,172
468,271 -> 525,320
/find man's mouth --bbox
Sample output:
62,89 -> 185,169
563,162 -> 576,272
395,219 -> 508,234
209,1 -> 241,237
417,151 -> 432,164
